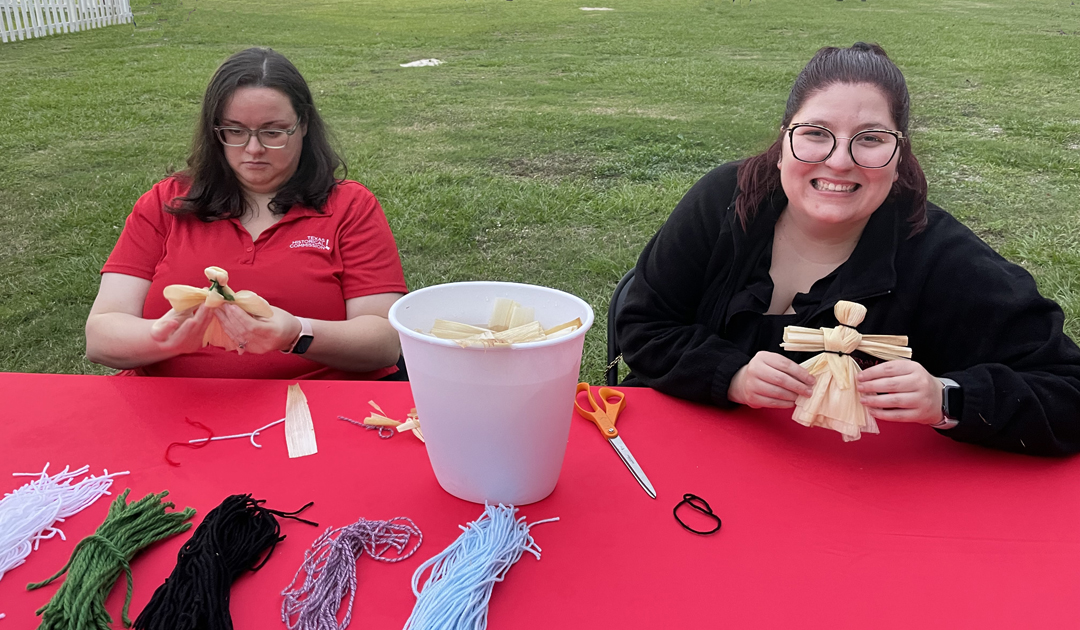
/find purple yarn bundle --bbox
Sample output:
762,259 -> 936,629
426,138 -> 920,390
281,516 -> 423,630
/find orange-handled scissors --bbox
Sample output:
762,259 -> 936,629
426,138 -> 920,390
574,382 -> 656,499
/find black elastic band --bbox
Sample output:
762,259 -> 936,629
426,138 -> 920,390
673,493 -> 721,535
838,323 -> 858,331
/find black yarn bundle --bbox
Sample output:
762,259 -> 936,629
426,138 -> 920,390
134,494 -> 316,630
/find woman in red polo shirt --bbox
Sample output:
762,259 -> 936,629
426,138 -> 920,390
85,48 -> 407,380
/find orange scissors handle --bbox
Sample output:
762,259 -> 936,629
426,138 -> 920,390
574,382 -> 626,439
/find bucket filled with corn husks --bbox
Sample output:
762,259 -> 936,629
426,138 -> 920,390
389,281 -> 594,505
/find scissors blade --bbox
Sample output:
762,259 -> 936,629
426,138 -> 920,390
608,436 -> 656,499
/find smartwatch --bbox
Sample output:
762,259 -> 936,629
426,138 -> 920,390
284,317 -> 314,355
932,377 -> 962,430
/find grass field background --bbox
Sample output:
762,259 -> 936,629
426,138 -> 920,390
1,0 -> 1078,383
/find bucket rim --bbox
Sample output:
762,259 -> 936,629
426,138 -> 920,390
388,280 -> 595,350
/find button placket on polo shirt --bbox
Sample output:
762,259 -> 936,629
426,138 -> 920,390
231,220 -> 257,266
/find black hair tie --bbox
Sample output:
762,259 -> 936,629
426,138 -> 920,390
673,493 -> 721,535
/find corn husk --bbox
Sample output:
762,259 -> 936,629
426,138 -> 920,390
780,300 -> 911,442
544,318 -> 582,337
430,320 -> 490,340
284,383 -> 318,458
158,266 -> 273,353
428,299 -> 581,348
362,401 -> 423,442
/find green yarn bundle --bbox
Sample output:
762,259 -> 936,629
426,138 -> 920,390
27,489 -> 196,630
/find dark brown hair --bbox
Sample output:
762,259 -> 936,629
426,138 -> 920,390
735,42 -> 928,234
168,48 -> 345,220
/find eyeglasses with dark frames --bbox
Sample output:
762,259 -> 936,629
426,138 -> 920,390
782,123 -> 904,169
213,119 -> 301,149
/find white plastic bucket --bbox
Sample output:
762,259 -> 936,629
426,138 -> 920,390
389,281 -> 594,505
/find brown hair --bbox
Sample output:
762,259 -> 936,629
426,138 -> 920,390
735,43 -> 928,234
168,48 -> 345,220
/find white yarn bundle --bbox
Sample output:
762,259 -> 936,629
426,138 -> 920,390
0,463 -> 129,582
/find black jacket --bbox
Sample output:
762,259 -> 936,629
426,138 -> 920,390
617,161 -> 1080,455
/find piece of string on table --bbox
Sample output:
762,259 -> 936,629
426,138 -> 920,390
281,515 -> 423,630
164,417 -> 215,466
673,493 -> 722,536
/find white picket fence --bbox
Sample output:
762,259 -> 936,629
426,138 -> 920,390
1,0 -> 132,43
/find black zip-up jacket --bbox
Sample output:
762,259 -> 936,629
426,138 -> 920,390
617,161 -> 1080,455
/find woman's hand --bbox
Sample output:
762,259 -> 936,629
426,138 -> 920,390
213,303 -> 302,354
856,359 -> 942,425
148,305 -> 215,355
728,351 -> 816,408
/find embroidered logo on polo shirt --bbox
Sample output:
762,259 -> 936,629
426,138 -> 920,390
290,236 -> 331,251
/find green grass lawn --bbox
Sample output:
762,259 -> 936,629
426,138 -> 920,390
1,0 -> 1078,383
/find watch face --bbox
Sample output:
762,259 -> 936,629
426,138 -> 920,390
944,385 -> 964,419
292,335 -> 314,355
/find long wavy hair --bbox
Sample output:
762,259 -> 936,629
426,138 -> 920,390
735,43 -> 928,234
168,48 -> 345,220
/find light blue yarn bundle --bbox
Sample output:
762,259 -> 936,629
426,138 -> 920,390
403,504 -> 558,630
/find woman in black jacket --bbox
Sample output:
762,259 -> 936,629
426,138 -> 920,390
616,43 -> 1080,455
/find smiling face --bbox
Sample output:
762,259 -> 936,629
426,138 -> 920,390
219,86 -> 305,195
778,82 -> 900,234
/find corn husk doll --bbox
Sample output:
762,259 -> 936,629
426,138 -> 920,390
151,266 -> 273,353
780,301 -> 911,441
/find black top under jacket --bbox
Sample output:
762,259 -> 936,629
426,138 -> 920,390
617,161 -> 1080,456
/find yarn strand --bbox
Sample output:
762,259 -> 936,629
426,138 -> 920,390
404,505 -> 557,630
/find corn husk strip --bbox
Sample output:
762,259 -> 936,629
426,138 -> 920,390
782,328 -> 910,361
363,415 -> 402,428
453,330 -> 500,348
487,298 -> 515,332
508,305 -> 534,329
361,400 -> 402,427
544,318 -> 582,336
452,321 -> 548,347
284,383 -> 318,458
544,325 -> 579,341
495,320 -> 544,343
430,320 -> 490,340
163,285 -> 211,313
396,412 -> 425,443
231,290 -> 273,318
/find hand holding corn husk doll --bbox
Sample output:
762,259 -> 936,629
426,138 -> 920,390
151,266 -> 273,354
781,301 -> 911,441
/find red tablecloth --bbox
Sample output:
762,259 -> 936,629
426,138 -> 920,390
1,372 -> 1078,628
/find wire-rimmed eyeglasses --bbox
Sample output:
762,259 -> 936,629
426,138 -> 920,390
782,123 -> 904,169
214,119 -> 301,149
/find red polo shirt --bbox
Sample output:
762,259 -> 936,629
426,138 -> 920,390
102,177 -> 407,380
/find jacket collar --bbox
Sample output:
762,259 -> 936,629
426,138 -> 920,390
749,187 -> 907,320
816,194 -> 904,316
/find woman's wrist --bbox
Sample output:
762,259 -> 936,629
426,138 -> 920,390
279,315 -> 306,352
